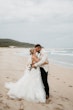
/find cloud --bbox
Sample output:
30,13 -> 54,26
0,0 -> 73,48
0,0 -> 73,22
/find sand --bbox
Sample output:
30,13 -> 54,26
0,47 -> 73,110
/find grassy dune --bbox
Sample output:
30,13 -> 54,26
0,39 -> 34,48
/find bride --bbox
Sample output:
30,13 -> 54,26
5,48 -> 46,103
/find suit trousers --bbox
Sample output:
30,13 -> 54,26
40,67 -> 49,97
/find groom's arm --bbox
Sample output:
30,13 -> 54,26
34,52 -> 48,67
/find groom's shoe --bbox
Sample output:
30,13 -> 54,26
46,95 -> 49,99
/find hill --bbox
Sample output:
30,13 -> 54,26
0,39 -> 34,48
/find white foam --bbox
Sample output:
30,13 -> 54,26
50,52 -> 73,56
49,59 -> 73,68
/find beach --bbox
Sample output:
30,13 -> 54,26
0,48 -> 73,110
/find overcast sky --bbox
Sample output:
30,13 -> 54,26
0,0 -> 73,48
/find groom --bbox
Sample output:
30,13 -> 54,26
32,44 -> 49,99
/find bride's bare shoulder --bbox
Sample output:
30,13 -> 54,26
32,55 -> 37,59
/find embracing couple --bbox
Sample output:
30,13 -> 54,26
5,44 -> 49,103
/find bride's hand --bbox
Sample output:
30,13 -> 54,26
32,64 -> 36,68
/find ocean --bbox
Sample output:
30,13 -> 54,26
47,49 -> 73,68
15,48 -> 73,68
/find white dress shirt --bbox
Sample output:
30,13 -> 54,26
34,48 -> 49,72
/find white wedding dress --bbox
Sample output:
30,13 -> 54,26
5,56 -> 46,103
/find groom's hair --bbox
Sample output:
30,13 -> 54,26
35,44 -> 42,48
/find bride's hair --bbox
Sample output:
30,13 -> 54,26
30,48 -> 34,55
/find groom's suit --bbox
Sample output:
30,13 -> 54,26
34,48 -> 49,97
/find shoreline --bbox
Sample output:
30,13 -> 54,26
0,47 -> 73,68
49,59 -> 73,69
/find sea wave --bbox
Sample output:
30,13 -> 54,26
49,59 -> 73,68
50,52 -> 73,56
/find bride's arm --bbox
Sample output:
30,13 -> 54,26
32,55 -> 40,63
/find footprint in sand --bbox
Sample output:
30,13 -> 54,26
3,103 -> 10,109
54,103 -> 64,110
60,96 -> 70,101
56,78 -> 60,80
54,107 -> 64,110
64,82 -> 66,84
0,99 -> 3,104
1,100 -> 10,109
18,99 -> 23,101
64,97 -> 70,101
57,104 -> 64,108
0,94 -> 3,98
6,77 -> 9,79
53,90 -> 57,93
68,85 -> 73,88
